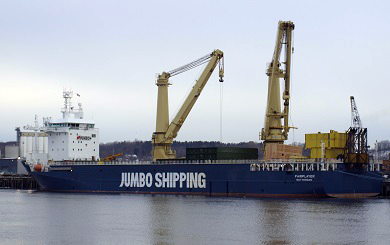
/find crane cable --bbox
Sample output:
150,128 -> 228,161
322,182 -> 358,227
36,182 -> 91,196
219,57 -> 224,143
290,30 -> 295,145
220,81 -> 223,143
168,53 -> 211,77
170,64 -> 205,120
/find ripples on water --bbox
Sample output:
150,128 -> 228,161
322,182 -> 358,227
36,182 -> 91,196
0,190 -> 389,245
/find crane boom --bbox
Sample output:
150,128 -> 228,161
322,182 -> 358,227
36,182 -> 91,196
350,96 -> 362,129
152,50 -> 224,161
261,20 -> 295,145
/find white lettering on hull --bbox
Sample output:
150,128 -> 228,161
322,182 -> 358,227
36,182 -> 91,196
119,172 -> 207,189
295,174 -> 315,182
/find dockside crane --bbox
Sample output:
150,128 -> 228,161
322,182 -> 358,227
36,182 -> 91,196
152,50 -> 224,161
260,21 -> 295,147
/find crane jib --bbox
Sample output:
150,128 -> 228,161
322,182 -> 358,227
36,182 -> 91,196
168,53 -> 212,77
152,50 -> 224,161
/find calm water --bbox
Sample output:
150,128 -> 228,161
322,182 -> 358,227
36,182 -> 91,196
0,190 -> 389,245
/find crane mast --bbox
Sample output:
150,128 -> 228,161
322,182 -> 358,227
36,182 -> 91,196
152,50 -> 224,161
261,21 -> 295,146
350,96 -> 362,129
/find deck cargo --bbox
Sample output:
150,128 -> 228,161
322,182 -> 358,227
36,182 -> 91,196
186,147 -> 258,160
305,130 -> 346,159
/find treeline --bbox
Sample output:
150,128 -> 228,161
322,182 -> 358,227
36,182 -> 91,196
100,140 -> 153,160
99,139 -> 390,161
2,139 -> 390,160
99,140 -> 264,161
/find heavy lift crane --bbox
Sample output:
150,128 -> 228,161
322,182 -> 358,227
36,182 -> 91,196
260,21 -> 295,147
152,50 -> 224,161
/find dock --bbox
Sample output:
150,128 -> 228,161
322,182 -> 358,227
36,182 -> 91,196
0,174 -> 39,190
381,178 -> 390,197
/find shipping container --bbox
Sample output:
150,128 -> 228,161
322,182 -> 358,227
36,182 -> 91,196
186,147 -> 258,160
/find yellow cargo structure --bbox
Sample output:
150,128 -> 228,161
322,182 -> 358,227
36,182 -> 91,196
305,130 -> 346,159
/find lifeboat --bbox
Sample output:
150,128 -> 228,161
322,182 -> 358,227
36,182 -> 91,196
33,163 -> 43,172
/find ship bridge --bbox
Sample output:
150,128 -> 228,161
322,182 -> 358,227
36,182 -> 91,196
42,90 -> 99,162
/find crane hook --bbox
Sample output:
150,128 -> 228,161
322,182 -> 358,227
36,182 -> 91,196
218,57 -> 224,82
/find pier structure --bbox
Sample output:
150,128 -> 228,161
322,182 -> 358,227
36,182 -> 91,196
0,174 -> 38,190
381,178 -> 390,197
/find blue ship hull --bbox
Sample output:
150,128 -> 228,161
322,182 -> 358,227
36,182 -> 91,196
25,162 -> 383,198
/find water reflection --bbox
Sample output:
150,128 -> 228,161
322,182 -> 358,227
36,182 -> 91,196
148,195 -> 175,244
0,190 -> 389,244
256,200 -> 291,244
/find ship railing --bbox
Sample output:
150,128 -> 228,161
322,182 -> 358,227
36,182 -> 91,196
249,161 -> 383,172
48,159 -> 382,173
262,158 -> 343,163
50,159 -> 262,166
50,158 -> 340,166
50,161 -> 153,166
249,162 -> 339,172
158,159 -> 260,164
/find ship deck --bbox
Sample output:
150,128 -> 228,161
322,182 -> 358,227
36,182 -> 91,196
41,159 -> 383,173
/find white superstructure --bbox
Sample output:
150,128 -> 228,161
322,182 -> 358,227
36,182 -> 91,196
17,115 -> 49,164
45,91 -> 99,161
18,131 -> 48,156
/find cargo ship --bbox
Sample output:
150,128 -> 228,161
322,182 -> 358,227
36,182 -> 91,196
24,160 -> 382,198
23,21 -> 383,197
21,89 -> 383,197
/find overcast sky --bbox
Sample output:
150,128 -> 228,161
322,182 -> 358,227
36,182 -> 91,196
1,0 -> 389,146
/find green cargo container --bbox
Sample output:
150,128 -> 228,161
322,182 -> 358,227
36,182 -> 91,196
186,147 -> 258,160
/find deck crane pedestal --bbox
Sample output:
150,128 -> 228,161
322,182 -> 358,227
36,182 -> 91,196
152,50 -> 224,161
344,96 -> 368,164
